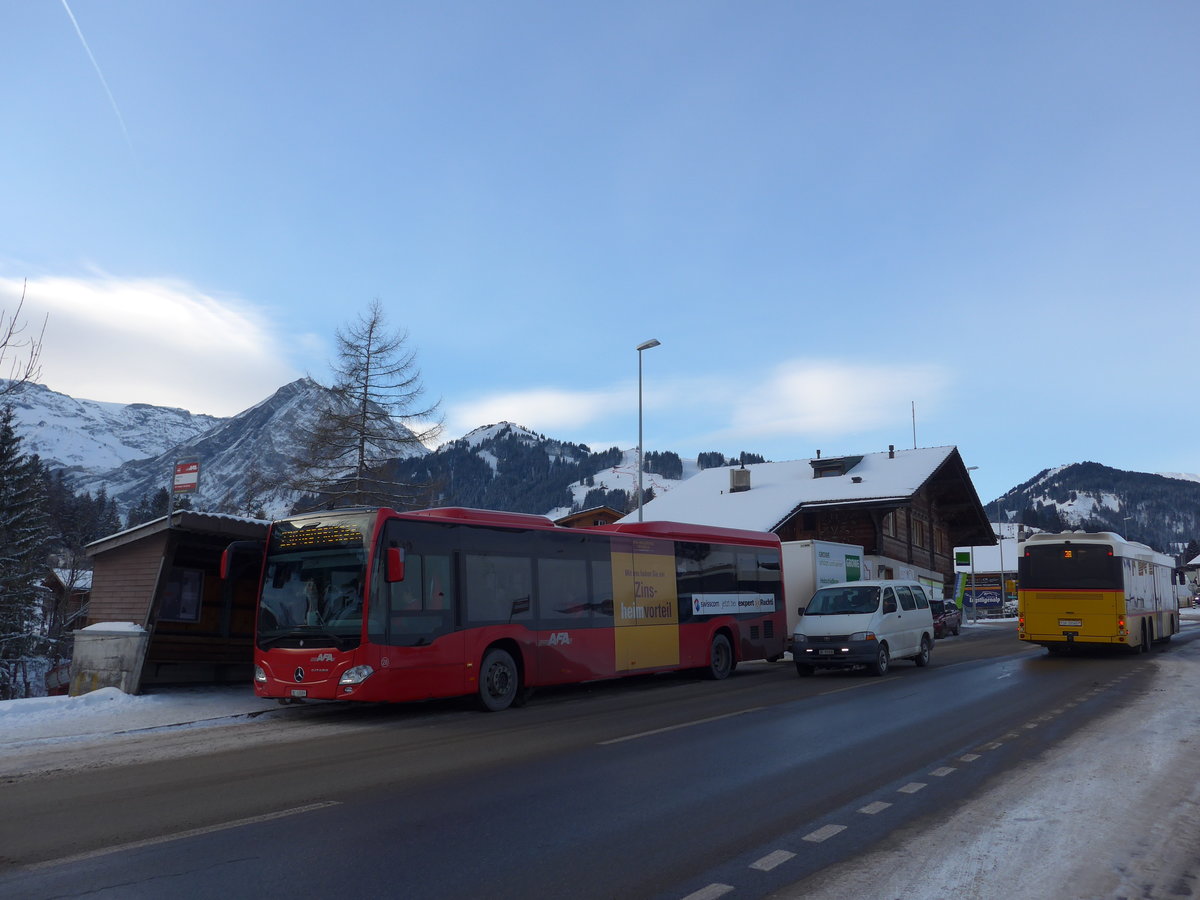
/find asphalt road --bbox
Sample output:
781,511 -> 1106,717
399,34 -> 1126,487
1,623 -> 1189,899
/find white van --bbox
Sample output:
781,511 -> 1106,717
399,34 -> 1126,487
792,580 -> 935,677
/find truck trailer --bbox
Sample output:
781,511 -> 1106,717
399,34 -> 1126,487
781,539 -> 864,635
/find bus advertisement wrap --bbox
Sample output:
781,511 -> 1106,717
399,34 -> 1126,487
611,536 -> 679,671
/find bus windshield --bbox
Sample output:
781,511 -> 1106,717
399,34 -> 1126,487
1020,544 -> 1123,591
256,513 -> 374,649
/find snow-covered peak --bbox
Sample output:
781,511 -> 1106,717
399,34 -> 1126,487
1160,472 -> 1200,484
456,422 -> 544,449
1,380 -> 223,474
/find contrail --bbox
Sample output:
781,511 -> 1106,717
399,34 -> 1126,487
61,0 -> 135,155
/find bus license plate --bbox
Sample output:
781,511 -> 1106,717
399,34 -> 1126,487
290,689 -> 308,698
1058,619 -> 1082,627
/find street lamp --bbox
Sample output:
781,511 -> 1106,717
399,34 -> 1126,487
636,338 -> 661,521
966,466 -> 979,623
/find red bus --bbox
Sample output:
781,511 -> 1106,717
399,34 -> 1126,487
234,506 -> 786,710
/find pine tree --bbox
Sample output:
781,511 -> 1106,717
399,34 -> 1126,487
0,404 -> 52,699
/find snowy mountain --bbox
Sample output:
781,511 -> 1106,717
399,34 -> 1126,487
1,380 -> 222,474
8,380 -> 1200,550
68,378 -> 428,518
993,461 -> 1200,552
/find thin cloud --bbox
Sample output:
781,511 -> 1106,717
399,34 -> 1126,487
1,275 -> 299,416
447,387 -> 628,438
728,359 -> 951,438
445,359 -> 952,453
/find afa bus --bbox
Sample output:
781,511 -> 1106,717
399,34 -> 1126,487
224,506 -> 787,711
1017,531 -> 1182,654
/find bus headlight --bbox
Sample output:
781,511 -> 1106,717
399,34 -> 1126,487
254,665 -> 267,683
339,665 -> 375,685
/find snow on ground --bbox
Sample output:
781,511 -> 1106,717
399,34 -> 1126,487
0,684 -> 283,746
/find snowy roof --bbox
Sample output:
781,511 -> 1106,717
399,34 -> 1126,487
86,510 -> 269,556
626,446 -> 960,533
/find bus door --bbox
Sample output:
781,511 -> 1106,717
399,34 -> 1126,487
370,523 -> 466,700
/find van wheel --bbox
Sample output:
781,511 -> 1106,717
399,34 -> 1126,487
478,648 -> 520,711
914,636 -> 932,667
870,644 -> 890,676
706,633 -> 734,680
795,661 -> 814,677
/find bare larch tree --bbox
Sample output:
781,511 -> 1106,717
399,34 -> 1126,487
293,300 -> 442,509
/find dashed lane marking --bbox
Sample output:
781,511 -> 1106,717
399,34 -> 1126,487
750,850 -> 796,871
859,801 -> 892,815
803,824 -> 847,843
898,782 -> 927,794
959,753 -> 981,762
681,884 -> 734,900
930,767 -> 956,777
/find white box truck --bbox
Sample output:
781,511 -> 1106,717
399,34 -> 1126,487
782,540 -> 864,636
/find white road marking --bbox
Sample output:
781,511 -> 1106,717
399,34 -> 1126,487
29,801 -> 342,870
751,850 -> 796,871
681,884 -> 735,900
898,782 -> 927,794
599,708 -> 766,745
859,801 -> 892,815
803,824 -> 847,842
930,767 -> 956,777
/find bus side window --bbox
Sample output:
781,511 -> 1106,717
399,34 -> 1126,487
537,557 -> 591,625
465,554 -> 534,625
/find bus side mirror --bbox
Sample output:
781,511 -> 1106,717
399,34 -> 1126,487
386,547 -> 406,583
221,540 -> 263,579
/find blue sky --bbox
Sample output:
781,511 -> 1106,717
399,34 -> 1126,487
1,1 -> 1197,505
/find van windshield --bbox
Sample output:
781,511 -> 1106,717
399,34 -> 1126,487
804,586 -> 880,615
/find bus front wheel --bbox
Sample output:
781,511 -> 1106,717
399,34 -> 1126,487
478,647 -> 520,711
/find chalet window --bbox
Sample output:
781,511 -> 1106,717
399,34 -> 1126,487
912,519 -> 927,549
883,513 -> 896,537
934,528 -> 948,555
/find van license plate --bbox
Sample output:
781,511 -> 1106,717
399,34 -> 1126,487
1058,619 -> 1082,627
818,649 -> 835,656
290,689 -> 308,698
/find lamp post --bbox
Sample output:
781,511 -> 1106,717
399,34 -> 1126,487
966,466 -> 979,624
636,338 -> 661,521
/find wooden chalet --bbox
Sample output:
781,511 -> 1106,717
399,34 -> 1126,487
554,505 -> 625,528
629,445 -> 996,592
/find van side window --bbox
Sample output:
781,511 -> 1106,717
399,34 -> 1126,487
882,587 -> 897,614
911,586 -> 930,609
895,585 -> 916,611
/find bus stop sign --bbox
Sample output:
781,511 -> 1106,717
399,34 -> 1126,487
174,461 -> 200,494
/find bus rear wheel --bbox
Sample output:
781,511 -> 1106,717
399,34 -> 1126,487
706,633 -> 734,680
478,647 -> 520,711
